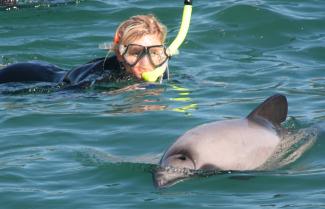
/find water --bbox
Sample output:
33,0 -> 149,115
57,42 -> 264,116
0,0 -> 325,208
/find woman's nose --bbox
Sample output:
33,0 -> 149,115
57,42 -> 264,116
138,54 -> 153,70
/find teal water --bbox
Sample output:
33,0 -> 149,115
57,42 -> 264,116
0,0 -> 325,208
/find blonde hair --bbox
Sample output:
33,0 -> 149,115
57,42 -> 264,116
112,14 -> 167,52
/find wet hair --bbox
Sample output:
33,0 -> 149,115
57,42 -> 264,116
112,14 -> 167,52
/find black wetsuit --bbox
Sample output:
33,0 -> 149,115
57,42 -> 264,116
0,55 -> 133,89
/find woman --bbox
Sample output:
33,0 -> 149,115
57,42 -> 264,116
0,14 -> 170,89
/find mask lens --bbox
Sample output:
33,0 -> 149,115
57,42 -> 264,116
148,46 -> 168,67
123,44 -> 145,66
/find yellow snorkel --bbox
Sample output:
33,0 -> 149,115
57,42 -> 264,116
141,0 -> 193,82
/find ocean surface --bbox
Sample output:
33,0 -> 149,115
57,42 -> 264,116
0,0 -> 325,208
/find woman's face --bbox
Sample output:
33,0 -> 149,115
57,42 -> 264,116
117,34 -> 164,80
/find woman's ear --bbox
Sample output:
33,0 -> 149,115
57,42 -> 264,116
114,31 -> 120,45
113,30 -> 123,61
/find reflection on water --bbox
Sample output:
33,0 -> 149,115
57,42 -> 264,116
100,83 -> 198,114
0,81 -> 198,116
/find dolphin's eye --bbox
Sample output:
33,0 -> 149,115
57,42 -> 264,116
162,152 -> 196,170
178,155 -> 187,161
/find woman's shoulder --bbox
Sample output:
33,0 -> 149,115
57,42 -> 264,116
86,57 -> 106,64
86,55 -> 122,74
86,55 -> 118,66
63,55 -> 122,85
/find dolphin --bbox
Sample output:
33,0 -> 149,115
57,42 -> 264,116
153,94 -> 290,188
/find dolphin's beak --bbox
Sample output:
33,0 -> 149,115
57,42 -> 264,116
152,166 -> 193,189
152,168 -> 170,189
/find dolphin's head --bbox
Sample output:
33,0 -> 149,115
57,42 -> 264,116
153,148 -> 196,188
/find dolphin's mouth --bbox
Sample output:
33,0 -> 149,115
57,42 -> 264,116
152,166 -> 194,189
152,166 -> 236,188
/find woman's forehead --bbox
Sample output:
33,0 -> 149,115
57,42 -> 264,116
124,34 -> 163,46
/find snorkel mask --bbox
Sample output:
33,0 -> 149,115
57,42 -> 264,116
142,0 -> 193,82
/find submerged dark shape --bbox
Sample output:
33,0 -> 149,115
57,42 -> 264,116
0,56 -> 131,90
153,94 -> 296,188
0,0 -> 16,7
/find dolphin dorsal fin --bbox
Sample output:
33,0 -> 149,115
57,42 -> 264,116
247,94 -> 288,126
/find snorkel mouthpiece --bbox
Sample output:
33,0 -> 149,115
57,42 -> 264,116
141,0 -> 192,82
142,65 -> 167,82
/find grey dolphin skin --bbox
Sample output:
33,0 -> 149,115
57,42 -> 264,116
153,94 -> 289,188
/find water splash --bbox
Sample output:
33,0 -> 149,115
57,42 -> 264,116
75,147 -> 161,172
259,127 -> 318,170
